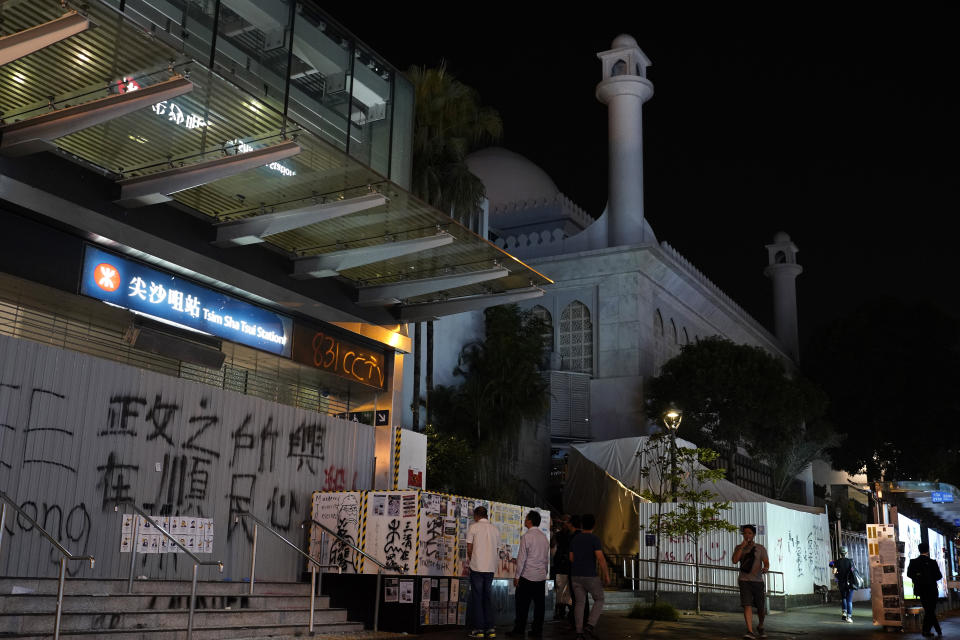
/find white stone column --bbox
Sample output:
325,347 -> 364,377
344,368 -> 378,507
764,232 -> 803,362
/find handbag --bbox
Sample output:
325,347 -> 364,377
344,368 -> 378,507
849,564 -> 865,590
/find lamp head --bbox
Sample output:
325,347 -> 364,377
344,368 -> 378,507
662,407 -> 682,432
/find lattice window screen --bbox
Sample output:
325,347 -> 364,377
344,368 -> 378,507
559,301 -> 593,375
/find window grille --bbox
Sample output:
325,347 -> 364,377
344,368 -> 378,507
558,301 -> 593,375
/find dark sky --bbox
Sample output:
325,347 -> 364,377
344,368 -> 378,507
328,9 -> 958,347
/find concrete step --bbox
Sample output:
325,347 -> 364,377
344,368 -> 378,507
0,578 -> 310,596
0,592 -> 324,613
0,621 -> 365,639
1,606 -> 350,634
602,589 -> 646,610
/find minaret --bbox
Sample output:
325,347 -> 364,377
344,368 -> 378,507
596,35 -> 654,247
764,232 -> 803,362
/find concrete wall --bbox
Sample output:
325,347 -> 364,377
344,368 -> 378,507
0,334 -> 375,581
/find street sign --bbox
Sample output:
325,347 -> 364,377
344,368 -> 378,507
932,491 -> 954,504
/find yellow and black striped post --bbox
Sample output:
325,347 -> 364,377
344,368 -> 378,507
357,491 -> 368,573
414,490 -> 422,569
393,426 -> 402,489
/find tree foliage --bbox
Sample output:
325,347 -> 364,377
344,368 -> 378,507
424,305 -> 549,496
636,434 -> 738,610
645,337 -> 831,499
805,299 -> 960,484
406,63 -> 502,217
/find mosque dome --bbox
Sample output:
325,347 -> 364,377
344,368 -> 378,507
774,231 -> 791,243
612,34 -> 638,49
465,147 -> 559,211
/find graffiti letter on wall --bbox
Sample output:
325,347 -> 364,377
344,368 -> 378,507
227,474 -> 256,540
96,452 -> 139,509
288,420 -> 325,473
145,395 -> 179,446
101,395 -> 146,436
185,398 -> 220,459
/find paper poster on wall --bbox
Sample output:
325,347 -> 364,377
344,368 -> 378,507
311,491 -> 363,573
384,577 -> 399,603
868,523 -> 902,627
418,492 -> 457,576
399,579 -> 415,603
489,502 -> 522,579
363,491 -> 418,574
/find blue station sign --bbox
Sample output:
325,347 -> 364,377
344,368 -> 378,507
931,491 -> 954,504
81,246 -> 292,357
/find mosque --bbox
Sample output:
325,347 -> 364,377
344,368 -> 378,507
402,35 -> 809,506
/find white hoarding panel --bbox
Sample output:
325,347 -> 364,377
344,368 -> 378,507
928,528 -> 948,598
310,491 -> 364,573
898,513 -> 921,598
764,502 -> 831,595
363,490 -> 418,573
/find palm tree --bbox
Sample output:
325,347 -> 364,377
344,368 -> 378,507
406,63 -> 503,424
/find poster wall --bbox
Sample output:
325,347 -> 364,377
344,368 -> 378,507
867,523 -> 902,627
897,513 -> 922,598
417,492 -> 460,576
363,491 -> 418,574
310,491 -> 363,573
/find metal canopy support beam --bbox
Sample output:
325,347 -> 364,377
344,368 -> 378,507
1,76 -> 194,156
115,140 -> 301,208
292,231 -> 455,279
213,193 -> 387,247
358,267 -> 509,306
0,11 -> 90,66
400,287 -> 544,322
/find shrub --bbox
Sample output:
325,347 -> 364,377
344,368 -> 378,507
628,602 -> 680,621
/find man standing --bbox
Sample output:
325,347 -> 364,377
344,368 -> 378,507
732,524 -> 770,639
907,542 -> 943,637
467,505 -> 501,639
569,514 -> 608,640
508,511 -> 550,638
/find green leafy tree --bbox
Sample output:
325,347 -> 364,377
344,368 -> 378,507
646,337 -> 831,499
426,305 -> 549,496
407,63 -> 502,218
636,434 -> 737,608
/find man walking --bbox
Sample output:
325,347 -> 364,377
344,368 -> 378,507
569,513 -> 608,640
907,542 -> 943,637
732,524 -> 770,639
832,546 -> 856,622
467,505 -> 500,639
552,515 -> 573,620
508,511 -> 550,638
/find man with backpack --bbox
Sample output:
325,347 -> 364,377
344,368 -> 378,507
832,546 -> 857,623
732,524 -> 770,639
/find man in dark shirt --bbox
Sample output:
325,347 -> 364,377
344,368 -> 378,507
552,515 -> 573,620
568,514 -> 609,640
907,542 -> 943,637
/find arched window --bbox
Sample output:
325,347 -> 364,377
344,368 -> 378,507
670,319 -> 678,344
612,59 -> 627,76
531,305 -> 554,355
654,309 -> 664,337
775,250 -> 787,264
559,301 -> 593,375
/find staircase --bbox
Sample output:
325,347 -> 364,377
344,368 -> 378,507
0,577 -> 364,639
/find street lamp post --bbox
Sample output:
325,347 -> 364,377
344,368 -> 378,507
663,408 -> 682,501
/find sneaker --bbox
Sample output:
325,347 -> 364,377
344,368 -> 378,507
757,626 -> 768,638
743,633 -> 756,639
468,631 -> 485,638
844,615 -> 853,623
576,635 -> 586,640
486,629 -> 497,639
584,623 -> 596,637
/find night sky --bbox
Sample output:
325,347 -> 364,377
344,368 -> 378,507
328,9 -> 958,347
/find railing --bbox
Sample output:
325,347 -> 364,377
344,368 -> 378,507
615,555 -> 786,597
233,512 -> 344,635
113,502 -> 223,640
301,517 -> 403,632
0,491 -> 95,640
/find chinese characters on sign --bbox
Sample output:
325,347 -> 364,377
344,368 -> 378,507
81,246 -> 292,357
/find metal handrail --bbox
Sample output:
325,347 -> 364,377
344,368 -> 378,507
301,517 -> 404,633
0,491 -> 95,640
234,513 -> 343,635
300,517 -> 400,573
113,502 -> 223,640
626,556 -> 787,596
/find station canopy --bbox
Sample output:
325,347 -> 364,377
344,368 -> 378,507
0,1 -> 551,321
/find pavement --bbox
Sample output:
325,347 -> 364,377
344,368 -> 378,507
415,603 -> 960,639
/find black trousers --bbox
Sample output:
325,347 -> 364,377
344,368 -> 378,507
919,589 -> 941,634
513,577 -> 545,634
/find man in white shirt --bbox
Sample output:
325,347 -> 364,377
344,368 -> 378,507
508,511 -> 550,638
467,505 -> 500,638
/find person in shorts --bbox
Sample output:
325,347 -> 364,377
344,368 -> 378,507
732,524 -> 770,639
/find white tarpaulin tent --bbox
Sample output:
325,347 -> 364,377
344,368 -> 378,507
564,437 -> 830,595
